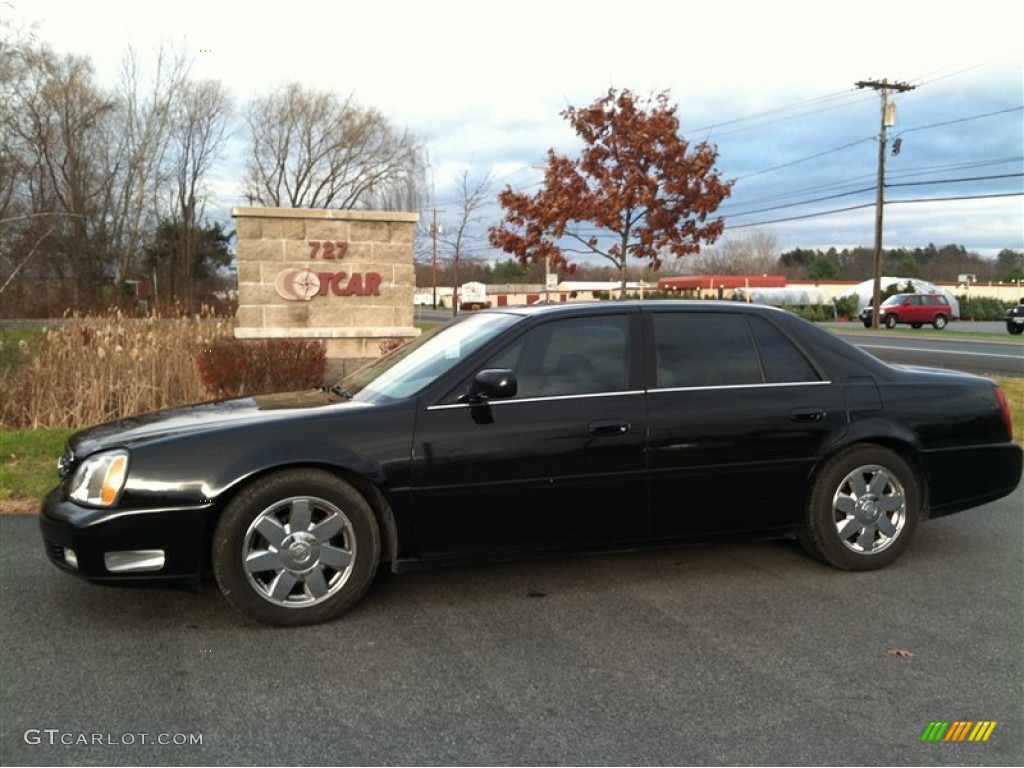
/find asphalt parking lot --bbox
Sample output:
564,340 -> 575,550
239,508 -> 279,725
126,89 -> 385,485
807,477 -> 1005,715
1,484 -> 1021,766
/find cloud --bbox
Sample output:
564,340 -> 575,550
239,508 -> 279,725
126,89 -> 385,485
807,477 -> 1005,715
15,0 -> 1024,260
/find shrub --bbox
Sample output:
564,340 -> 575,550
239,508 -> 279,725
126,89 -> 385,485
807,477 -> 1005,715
196,338 -> 326,399
957,296 -> 1013,322
834,295 -> 859,321
0,309 -> 232,429
781,304 -> 835,322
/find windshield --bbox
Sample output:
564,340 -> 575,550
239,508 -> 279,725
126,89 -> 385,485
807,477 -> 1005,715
881,295 -> 907,306
340,312 -> 522,403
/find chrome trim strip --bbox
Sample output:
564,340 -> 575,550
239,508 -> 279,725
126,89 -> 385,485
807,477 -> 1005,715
104,550 -> 166,573
427,389 -> 646,411
649,380 -> 832,394
427,380 -> 833,410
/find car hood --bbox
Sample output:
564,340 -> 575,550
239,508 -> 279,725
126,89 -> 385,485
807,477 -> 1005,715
68,389 -> 370,457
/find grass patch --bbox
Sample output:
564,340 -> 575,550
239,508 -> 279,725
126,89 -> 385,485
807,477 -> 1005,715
0,327 -> 47,377
996,375 -> 1024,445
0,427 -> 74,512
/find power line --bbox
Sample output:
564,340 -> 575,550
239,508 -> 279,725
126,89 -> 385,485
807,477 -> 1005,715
887,172 -> 1023,188
722,186 -> 876,218
726,173 -> 1022,219
725,190 -> 1023,230
734,137 -> 875,180
898,106 -> 1024,135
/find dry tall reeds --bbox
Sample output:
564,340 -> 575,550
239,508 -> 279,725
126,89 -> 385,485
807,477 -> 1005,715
1,309 -> 232,429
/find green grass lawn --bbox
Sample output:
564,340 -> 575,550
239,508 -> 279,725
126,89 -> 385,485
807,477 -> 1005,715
0,427 -> 74,512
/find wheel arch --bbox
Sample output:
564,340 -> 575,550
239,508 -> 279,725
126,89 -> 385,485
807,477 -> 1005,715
807,437 -> 932,520
201,461 -> 399,577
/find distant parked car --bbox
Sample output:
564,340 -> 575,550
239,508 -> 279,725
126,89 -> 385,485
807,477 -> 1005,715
1006,298 -> 1024,335
40,302 -> 1021,626
860,293 -> 955,329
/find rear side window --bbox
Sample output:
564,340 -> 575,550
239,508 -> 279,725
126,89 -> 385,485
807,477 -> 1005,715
653,313 -> 761,387
747,316 -> 821,383
653,312 -> 821,388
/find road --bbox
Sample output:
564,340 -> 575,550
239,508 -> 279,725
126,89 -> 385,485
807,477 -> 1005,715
833,329 -> 1024,377
2,485 -> 1021,766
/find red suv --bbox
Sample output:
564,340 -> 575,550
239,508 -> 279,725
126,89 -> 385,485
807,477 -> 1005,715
860,293 -> 955,329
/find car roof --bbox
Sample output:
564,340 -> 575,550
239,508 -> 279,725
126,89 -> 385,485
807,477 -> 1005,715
481,300 -> 793,318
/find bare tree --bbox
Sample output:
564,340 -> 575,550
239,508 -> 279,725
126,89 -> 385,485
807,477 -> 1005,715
242,83 -> 424,211
1,36 -> 197,311
6,43 -> 116,305
104,44 -> 191,290
166,78 -> 232,308
699,227 -> 780,275
441,170 -> 493,315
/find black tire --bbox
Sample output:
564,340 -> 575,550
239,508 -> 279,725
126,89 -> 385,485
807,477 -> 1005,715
932,314 -> 947,329
212,468 -> 380,626
910,323 -> 922,329
884,314 -> 897,329
862,319 -> 872,328
1009,324 -> 1024,335
801,445 -> 920,571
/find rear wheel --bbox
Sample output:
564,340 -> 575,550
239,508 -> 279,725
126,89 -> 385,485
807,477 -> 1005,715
213,469 -> 380,626
932,314 -> 947,329
801,445 -> 920,570
884,314 -> 897,329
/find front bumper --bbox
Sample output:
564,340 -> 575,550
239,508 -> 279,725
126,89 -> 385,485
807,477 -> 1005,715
39,488 -> 213,588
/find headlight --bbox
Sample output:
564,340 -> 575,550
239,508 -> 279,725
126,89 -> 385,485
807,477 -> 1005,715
68,450 -> 129,507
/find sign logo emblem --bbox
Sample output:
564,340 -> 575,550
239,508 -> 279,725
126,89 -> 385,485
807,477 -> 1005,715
921,721 -> 997,742
274,269 -> 322,301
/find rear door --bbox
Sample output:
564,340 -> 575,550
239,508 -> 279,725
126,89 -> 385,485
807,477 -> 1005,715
644,308 -> 847,538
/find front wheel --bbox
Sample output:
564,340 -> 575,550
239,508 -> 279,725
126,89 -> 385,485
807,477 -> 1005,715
801,445 -> 920,570
884,314 -> 897,329
213,469 -> 380,626
1009,324 -> 1024,335
932,315 -> 947,329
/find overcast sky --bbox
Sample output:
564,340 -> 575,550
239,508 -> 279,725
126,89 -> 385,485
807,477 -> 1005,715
12,0 -> 1024,263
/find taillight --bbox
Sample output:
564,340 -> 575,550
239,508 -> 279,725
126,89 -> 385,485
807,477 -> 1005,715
994,386 -> 1014,441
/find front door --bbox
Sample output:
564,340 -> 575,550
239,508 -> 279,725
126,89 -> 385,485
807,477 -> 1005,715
411,312 -> 649,558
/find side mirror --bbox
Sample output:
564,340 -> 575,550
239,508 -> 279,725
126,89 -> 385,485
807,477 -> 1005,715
459,369 -> 517,404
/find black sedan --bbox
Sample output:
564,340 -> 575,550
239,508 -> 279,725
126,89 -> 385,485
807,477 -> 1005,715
40,302 -> 1022,625
1007,298 -> 1024,335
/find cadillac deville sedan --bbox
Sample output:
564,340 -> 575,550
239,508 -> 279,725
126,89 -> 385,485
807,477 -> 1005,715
40,302 -> 1022,625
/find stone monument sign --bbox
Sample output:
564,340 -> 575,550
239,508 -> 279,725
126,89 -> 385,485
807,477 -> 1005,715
231,207 -> 420,372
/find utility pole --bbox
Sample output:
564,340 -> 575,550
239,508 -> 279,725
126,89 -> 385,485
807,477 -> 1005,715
430,208 -> 440,309
855,78 -> 916,328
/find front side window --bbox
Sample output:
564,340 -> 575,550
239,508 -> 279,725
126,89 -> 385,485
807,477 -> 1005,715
343,312 -> 522,402
482,315 -> 630,398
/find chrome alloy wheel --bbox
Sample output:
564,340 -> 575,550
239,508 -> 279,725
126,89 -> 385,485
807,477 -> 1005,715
243,496 -> 355,608
831,464 -> 907,555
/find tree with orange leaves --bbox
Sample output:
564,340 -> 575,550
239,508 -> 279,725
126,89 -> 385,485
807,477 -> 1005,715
489,88 -> 734,295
